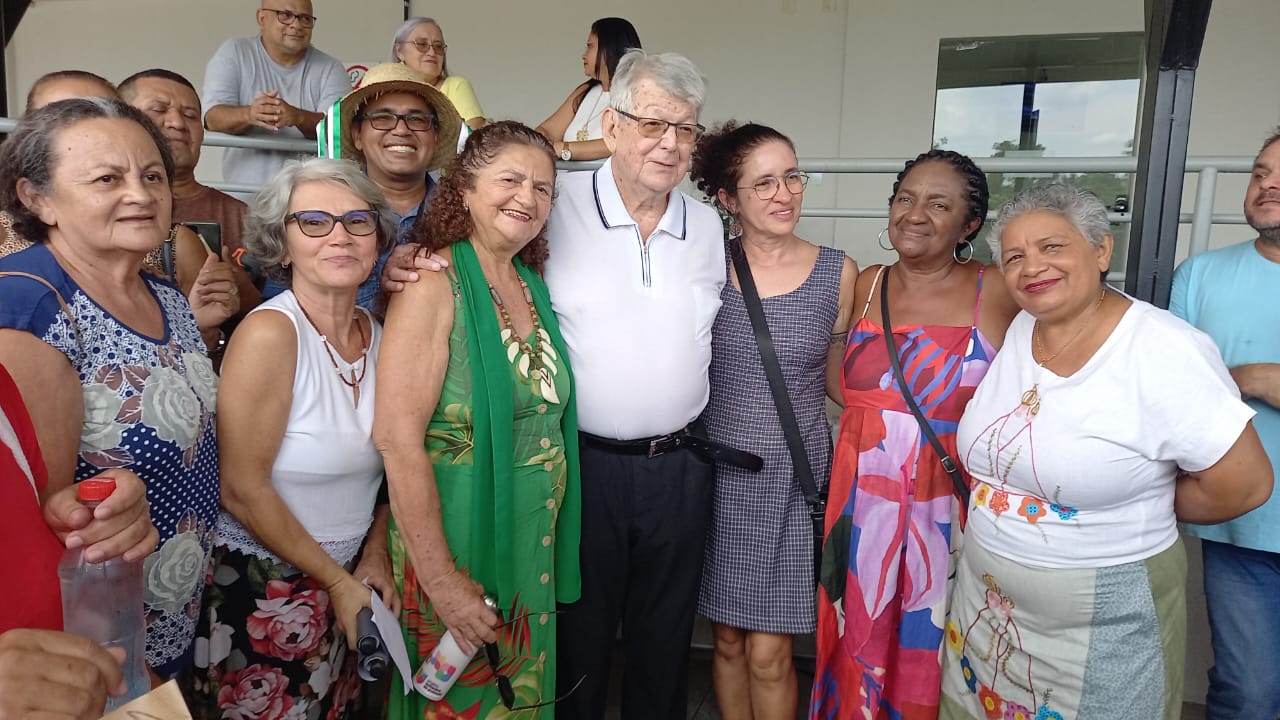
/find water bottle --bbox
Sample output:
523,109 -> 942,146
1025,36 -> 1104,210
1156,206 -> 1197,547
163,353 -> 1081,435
412,594 -> 498,700
57,478 -> 150,711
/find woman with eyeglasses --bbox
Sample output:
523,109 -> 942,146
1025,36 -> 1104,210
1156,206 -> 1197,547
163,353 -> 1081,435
190,158 -> 399,719
535,17 -> 641,163
392,17 -> 485,132
811,150 -> 1020,720
687,122 -> 858,720
374,121 -> 580,718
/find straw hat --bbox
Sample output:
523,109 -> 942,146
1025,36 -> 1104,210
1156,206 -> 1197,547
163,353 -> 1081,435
339,62 -> 462,172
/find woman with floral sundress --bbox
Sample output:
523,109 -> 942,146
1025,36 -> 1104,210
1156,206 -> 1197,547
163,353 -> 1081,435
375,121 -> 580,719
811,150 -> 1019,720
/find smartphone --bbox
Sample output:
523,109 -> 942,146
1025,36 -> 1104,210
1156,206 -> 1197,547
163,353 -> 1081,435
183,222 -> 222,257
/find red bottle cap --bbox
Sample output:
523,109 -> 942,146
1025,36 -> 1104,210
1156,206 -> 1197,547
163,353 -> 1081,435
77,478 -> 117,502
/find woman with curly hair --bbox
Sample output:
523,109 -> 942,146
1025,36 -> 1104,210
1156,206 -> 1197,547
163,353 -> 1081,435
811,150 -> 1020,720
373,120 -> 581,718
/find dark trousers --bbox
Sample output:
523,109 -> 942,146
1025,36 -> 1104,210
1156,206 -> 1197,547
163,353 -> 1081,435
555,435 -> 715,720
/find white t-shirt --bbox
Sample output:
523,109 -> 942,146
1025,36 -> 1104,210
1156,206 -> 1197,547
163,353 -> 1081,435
542,158 -> 725,439
956,298 -> 1253,569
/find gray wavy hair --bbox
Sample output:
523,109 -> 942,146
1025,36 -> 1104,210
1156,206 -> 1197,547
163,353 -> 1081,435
244,158 -> 397,286
610,49 -> 707,117
390,17 -> 448,78
989,183 -> 1111,267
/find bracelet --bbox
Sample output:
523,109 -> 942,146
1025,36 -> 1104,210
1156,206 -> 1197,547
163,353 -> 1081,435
426,567 -> 458,588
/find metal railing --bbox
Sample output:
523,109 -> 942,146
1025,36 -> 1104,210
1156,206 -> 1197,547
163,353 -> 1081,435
0,115 -> 1250,265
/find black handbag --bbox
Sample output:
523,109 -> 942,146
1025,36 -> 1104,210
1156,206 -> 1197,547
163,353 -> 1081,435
878,269 -> 971,508
729,239 -> 827,577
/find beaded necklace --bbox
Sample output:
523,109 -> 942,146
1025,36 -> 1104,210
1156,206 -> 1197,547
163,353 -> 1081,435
488,277 -> 547,380
296,302 -> 369,403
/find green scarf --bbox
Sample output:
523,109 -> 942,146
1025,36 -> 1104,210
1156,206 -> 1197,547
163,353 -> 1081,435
451,239 -> 581,606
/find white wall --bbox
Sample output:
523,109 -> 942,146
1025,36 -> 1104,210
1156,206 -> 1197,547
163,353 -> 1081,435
9,0 -> 1280,703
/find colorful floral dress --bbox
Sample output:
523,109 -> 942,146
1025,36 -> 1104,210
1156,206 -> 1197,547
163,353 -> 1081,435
812,266 -> 994,720
388,265 -> 571,720
0,243 -> 219,679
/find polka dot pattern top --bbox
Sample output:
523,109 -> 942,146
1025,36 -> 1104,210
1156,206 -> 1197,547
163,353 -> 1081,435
0,244 -> 220,679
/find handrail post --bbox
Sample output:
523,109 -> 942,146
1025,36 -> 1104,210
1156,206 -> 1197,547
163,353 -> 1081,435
1189,166 -> 1218,258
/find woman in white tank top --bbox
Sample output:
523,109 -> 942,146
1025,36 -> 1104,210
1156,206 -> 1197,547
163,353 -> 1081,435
190,159 -> 399,720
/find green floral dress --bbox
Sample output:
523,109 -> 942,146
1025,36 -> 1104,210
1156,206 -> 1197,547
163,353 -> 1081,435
388,270 -> 571,720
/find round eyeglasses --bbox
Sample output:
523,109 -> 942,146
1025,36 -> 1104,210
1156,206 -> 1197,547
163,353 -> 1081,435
286,209 -> 380,237
738,171 -> 810,200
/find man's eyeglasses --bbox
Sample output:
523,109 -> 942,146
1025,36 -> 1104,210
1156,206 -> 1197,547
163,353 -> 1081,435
405,39 -> 447,54
360,111 -> 438,132
286,209 -> 379,238
613,108 -> 705,145
483,610 -> 584,710
262,8 -> 316,28
739,171 -> 810,200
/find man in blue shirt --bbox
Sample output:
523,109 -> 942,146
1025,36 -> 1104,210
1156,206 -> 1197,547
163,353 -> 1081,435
263,62 -> 461,310
1170,128 -> 1280,720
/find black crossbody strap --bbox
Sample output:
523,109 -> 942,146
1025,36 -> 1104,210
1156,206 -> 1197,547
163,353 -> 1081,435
878,270 -> 971,507
730,240 -> 826,560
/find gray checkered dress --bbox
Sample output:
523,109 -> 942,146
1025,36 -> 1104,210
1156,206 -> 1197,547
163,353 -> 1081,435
698,245 -> 842,634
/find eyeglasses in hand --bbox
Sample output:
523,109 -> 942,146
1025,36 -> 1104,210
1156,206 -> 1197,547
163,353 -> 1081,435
262,8 -> 316,28
360,111 -> 438,132
483,610 -> 584,711
286,209 -> 380,238
739,171 -> 810,200
612,108 -> 706,145
405,39 -> 447,54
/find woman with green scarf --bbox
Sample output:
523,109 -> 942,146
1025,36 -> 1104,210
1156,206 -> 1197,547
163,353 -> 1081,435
373,120 -> 581,718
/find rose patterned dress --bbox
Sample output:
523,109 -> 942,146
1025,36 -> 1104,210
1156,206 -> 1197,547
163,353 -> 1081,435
0,243 -> 220,679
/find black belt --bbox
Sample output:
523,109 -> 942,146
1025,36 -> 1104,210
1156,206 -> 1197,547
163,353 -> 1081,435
580,426 -> 763,472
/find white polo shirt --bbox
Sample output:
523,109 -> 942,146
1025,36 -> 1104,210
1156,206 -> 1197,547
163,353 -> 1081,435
543,159 -> 726,440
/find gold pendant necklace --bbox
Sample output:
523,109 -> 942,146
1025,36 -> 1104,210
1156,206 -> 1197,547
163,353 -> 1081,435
575,87 -> 607,142
1021,288 -> 1107,416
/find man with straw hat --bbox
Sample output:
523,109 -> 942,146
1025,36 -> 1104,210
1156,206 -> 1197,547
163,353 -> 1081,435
262,62 -> 462,310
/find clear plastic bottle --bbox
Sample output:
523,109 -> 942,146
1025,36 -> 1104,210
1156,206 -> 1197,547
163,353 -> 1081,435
57,478 -> 150,711
412,594 -> 498,700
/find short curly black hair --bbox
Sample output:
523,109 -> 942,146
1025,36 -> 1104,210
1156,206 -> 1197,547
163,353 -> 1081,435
889,149 -> 989,245
690,121 -> 794,210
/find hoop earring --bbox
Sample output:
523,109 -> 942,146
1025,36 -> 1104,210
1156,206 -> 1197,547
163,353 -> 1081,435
955,241 -> 974,264
877,228 -> 893,252
727,213 -> 743,240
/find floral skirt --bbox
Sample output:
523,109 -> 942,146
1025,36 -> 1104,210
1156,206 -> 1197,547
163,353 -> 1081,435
187,546 -> 362,720
939,539 -> 1186,720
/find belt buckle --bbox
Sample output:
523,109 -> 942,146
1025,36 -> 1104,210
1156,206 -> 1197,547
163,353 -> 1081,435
647,433 -> 679,458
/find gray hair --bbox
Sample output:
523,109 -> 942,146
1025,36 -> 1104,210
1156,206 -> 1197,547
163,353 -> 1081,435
0,97 -> 174,244
244,158 -> 397,286
610,49 -> 707,117
988,183 -> 1111,267
390,17 -> 448,78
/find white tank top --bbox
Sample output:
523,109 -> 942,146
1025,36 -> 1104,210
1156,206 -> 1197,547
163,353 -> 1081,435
216,290 -> 383,568
563,85 -> 610,142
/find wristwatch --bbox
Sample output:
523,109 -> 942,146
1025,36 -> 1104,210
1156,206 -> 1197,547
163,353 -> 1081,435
560,144 -> 572,161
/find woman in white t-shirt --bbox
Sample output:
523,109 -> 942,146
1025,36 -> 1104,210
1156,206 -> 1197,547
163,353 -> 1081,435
534,17 -> 640,163
939,183 -> 1272,720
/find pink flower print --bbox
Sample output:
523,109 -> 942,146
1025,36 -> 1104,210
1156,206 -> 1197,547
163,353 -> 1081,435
246,579 -> 330,661
1017,496 -> 1048,524
217,663 -> 294,720
1005,701 -> 1033,720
